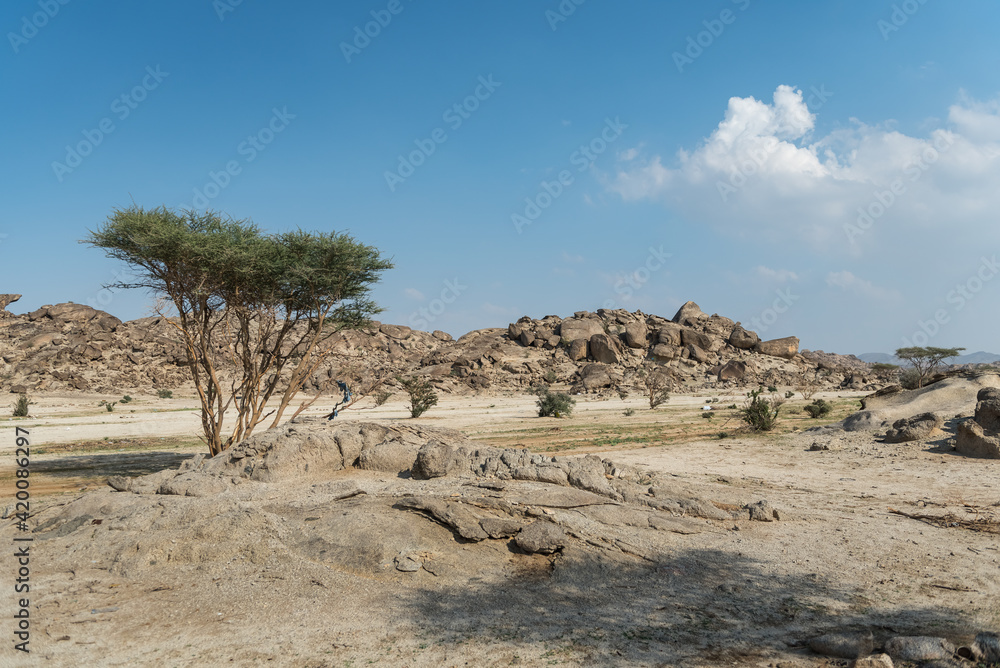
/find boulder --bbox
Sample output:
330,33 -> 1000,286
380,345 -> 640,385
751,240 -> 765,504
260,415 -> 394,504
568,339 -> 588,362
716,360 -> 747,381
651,344 -> 679,361
579,364 -> 612,391
955,420 -> 1000,459
589,333 -> 620,364
411,441 -> 456,479
624,321 -> 648,349
755,336 -> 799,359
686,345 -> 710,364
974,389 -> 1000,432
883,636 -> 955,662
379,324 -> 412,340
515,521 -> 566,554
431,330 -> 452,342
0,294 -> 20,317
558,318 -> 604,342
728,325 -> 759,350
850,654 -> 894,668
656,323 -> 682,346
809,630 -> 874,659
883,412 -> 942,443
680,329 -> 713,351
671,301 -> 705,326
518,330 -> 534,347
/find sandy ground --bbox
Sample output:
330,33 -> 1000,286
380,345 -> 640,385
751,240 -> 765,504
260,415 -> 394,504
1,391 -> 998,667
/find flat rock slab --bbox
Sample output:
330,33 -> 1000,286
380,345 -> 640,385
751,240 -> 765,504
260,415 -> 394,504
505,488 -> 615,509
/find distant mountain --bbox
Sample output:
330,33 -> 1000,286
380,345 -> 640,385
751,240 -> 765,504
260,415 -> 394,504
858,351 -> 1000,366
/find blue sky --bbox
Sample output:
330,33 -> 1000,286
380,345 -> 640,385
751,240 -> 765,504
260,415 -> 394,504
3,1 -> 1000,355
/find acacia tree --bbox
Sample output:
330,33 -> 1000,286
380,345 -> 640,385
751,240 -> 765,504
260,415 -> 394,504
84,206 -> 392,455
895,346 -> 965,388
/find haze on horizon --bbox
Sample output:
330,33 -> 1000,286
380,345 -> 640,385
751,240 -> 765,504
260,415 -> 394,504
3,1 -> 999,356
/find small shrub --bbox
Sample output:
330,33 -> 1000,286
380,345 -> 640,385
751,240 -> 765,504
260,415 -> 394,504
374,390 -> 392,406
397,376 -> 438,418
871,362 -> 900,372
784,390 -> 795,399
105,401 -> 117,412
543,370 -> 557,384
617,389 -> 629,401
701,411 -> 714,419
639,363 -> 672,409
623,408 -> 635,417
767,385 -> 778,393
727,403 -> 737,409
740,388 -> 782,432
120,395 -> 133,403
537,390 -> 575,418
899,368 -> 921,390
157,389 -> 173,399
12,393 -> 30,417
803,399 -> 833,419
717,431 -> 730,440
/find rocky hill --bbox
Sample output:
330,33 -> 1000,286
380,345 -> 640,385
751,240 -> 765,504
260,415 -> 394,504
0,296 -> 882,397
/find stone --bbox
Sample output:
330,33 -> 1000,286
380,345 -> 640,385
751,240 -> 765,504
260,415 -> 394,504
716,360 -> 747,381
558,318 -> 604,342
883,412 -> 942,443
656,323 -> 683,346
394,554 -> 422,572
842,411 -> 891,432
515,521 -> 566,554
431,330 -> 452,341
379,323 -> 412,340
671,301 -> 705,326
589,333 -> 620,364
568,339 -> 588,361
955,419 -> 1000,459
808,630 -> 874,659
357,440 -> 420,474
680,329 -> 713,351
850,654 -> 894,668
686,344 -> 710,364
479,517 -> 523,539
728,325 -> 759,350
411,441 -> 455,479
973,632 -> 1000,663
518,330 -> 534,347
747,500 -> 779,522
624,321 -> 648,349
579,364 -> 612,391
106,476 -> 132,492
396,496 -> 489,542
883,636 -> 955,662
754,336 -> 799,359
974,392 -> 1000,432
651,344 -> 679,361
0,294 -> 21,317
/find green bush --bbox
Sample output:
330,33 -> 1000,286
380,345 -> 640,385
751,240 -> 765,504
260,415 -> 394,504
157,389 -> 173,399
397,376 -> 438,418
784,390 -> 795,399
740,388 -> 781,432
767,385 -> 778,393
623,408 -> 635,417
12,394 -> 30,417
120,395 -> 133,404
803,399 -> 833,419
543,370 -> 557,384
537,390 -> 575,418
899,368 -> 920,390
701,411 -> 714,419
374,390 -> 392,406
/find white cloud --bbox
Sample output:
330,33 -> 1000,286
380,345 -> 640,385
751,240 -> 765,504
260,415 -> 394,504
403,288 -> 424,301
755,266 -> 798,283
606,85 -> 1000,252
825,270 -> 899,301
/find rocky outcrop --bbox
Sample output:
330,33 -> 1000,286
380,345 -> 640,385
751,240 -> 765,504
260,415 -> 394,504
755,336 -> 799,360
0,294 -> 20,317
955,387 -> 1000,458
883,412 -> 942,443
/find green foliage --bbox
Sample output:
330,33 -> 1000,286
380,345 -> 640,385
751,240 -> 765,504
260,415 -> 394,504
784,390 -> 795,399
701,411 -> 714,419
639,362 -> 672,409
623,408 -> 635,417
84,206 -> 392,455
120,395 -> 132,403
727,403 -> 737,409
157,389 -> 173,399
543,370 -> 557,384
12,394 -> 30,417
374,390 -> 393,406
894,346 -> 966,388
767,385 -> 778,393
537,390 -> 575,418
717,431 -> 730,440
105,401 -> 117,412
803,399 -> 832,419
899,368 -> 921,390
740,388 -> 782,432
397,376 -> 438,418
870,362 -> 900,371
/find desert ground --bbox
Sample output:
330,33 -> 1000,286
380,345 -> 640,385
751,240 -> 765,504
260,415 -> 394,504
1,386 -> 998,667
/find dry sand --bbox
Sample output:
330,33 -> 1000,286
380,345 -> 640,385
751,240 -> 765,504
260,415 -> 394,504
1,390 -> 998,667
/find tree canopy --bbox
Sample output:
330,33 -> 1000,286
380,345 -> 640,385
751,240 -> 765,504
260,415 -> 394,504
895,346 -> 965,388
84,206 -> 393,454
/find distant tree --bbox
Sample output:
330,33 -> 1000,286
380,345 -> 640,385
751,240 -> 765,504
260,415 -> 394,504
84,206 -> 392,455
638,362 -> 672,409
397,376 -> 438,418
894,346 -> 965,388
